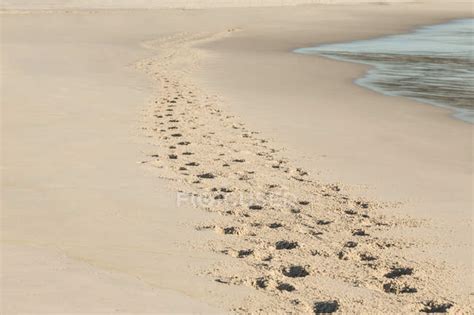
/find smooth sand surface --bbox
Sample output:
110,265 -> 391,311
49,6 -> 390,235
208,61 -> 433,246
2,1 -> 473,314
1,12 -> 257,313
0,0 -> 418,10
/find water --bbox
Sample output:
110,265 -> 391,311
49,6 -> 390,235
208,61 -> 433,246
295,19 -> 474,123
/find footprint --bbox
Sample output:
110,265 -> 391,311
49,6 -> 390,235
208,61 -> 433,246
313,300 -> 339,314
352,229 -> 369,236
355,201 -> 369,209
420,300 -> 453,313
268,223 -> 283,229
221,227 -> 240,235
197,173 -> 216,179
185,162 -> 199,166
359,252 -> 377,262
275,240 -> 299,250
237,249 -> 253,258
282,265 -> 309,278
385,267 -> 413,279
296,168 -> 308,176
383,281 -> 417,294
344,241 -> 358,248
316,220 -> 332,225
178,141 -> 191,146
310,249 -> 329,257
249,205 -> 263,210
276,282 -> 296,292
254,277 -> 269,289
169,154 -> 178,160
345,209 -> 357,215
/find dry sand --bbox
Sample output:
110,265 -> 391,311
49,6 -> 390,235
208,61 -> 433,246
0,0 -> 418,11
1,1 -> 473,314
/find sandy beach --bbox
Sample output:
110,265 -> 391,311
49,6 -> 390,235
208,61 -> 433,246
1,1 -> 473,313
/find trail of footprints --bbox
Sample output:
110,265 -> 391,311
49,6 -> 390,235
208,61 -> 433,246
137,32 -> 458,313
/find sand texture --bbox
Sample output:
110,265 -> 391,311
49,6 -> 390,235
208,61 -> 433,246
2,1 -> 472,314
136,29 -> 472,313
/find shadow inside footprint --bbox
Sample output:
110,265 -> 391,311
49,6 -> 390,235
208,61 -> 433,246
356,201 -> 369,209
197,173 -> 216,179
385,267 -> 413,279
420,300 -> 453,313
222,227 -> 239,235
313,300 -> 339,314
254,277 -> 269,289
276,282 -> 295,292
269,223 -> 283,229
283,265 -> 309,278
316,220 -> 332,225
352,229 -> 369,236
359,253 -> 377,262
237,249 -> 253,258
275,240 -> 299,250
345,209 -> 357,215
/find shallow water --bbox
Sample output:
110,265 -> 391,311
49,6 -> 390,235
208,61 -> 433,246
295,19 -> 474,123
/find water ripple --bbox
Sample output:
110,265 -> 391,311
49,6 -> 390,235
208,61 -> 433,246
295,19 -> 474,123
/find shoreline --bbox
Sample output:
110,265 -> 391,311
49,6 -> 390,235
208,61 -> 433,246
293,18 -> 474,124
2,2 -> 473,314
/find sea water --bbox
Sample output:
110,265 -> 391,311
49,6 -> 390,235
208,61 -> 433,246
295,19 -> 474,123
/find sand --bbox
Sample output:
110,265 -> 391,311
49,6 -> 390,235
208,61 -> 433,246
0,0 -> 419,11
2,1 -> 473,314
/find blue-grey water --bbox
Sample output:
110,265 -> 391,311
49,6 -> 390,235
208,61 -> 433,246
295,19 -> 474,123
